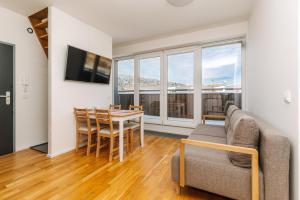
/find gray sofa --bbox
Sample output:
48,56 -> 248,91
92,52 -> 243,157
171,105 -> 290,200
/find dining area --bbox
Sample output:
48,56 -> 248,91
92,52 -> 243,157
74,105 -> 144,162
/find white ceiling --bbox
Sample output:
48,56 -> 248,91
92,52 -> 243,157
0,0 -> 254,45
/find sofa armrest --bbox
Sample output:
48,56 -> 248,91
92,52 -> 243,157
202,114 -> 226,124
180,139 -> 259,200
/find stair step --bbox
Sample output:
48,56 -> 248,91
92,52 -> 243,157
35,20 -> 48,29
40,34 -> 48,39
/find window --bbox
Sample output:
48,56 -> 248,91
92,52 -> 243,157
201,43 -> 242,122
115,59 -> 134,109
167,52 -> 194,119
139,57 -> 161,116
114,40 -> 244,127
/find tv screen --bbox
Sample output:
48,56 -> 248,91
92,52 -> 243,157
65,46 -> 112,84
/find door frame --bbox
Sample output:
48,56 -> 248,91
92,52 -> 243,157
163,46 -> 198,128
0,41 -> 16,152
135,52 -> 163,124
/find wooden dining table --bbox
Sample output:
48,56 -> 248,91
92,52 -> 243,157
90,110 -> 144,162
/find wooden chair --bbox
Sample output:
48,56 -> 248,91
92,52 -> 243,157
202,100 -> 234,124
129,105 -> 143,111
109,104 -> 121,110
74,108 -> 97,156
127,105 -> 144,151
94,109 -> 130,161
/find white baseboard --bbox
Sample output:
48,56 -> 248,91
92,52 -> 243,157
47,146 -> 74,158
16,140 -> 48,152
145,124 -> 193,136
15,145 -> 30,152
46,125 -> 193,157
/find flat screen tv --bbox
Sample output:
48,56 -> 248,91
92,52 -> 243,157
65,45 -> 112,84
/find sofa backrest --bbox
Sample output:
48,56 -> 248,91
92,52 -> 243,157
246,112 -> 290,200
225,105 -> 239,132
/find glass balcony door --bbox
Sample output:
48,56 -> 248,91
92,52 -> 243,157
164,49 -> 197,126
201,42 -> 242,125
115,59 -> 134,109
137,54 -> 162,122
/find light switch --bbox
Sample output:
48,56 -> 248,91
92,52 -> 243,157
283,90 -> 292,104
6,91 -> 10,105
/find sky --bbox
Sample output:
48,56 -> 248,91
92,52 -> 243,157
168,52 -> 194,85
118,59 -> 134,76
202,43 -> 242,87
118,43 -> 242,87
140,57 -> 160,80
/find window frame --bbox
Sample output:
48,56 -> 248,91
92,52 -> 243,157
135,52 -> 163,124
113,39 -> 246,128
163,46 -> 199,127
113,57 -> 135,108
200,41 -> 246,113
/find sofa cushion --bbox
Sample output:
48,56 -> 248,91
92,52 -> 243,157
191,124 -> 226,138
188,133 -> 227,143
227,113 -> 260,168
225,105 -> 240,133
229,109 -> 244,131
171,136 -> 264,200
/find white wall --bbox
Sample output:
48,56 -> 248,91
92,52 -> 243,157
48,7 -> 112,157
298,0 -> 300,197
113,21 -> 248,57
247,0 -> 298,199
0,6 -> 48,151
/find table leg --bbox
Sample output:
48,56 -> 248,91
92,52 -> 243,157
119,120 -> 124,162
140,115 -> 144,147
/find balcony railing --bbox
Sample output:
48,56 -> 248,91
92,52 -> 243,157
140,90 -> 160,116
117,91 -> 134,110
167,89 -> 194,119
202,88 -> 241,116
116,88 -> 241,120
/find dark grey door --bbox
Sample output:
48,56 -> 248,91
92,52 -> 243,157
0,43 -> 13,156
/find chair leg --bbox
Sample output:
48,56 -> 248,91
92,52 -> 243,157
126,133 -> 129,153
109,136 -> 114,162
96,134 -> 101,158
76,133 -> 80,152
87,134 -> 92,156
175,183 -> 181,194
139,128 -> 142,146
130,129 -> 134,152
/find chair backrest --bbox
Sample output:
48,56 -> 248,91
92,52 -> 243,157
223,100 -> 234,113
74,108 -> 91,131
109,104 -> 121,110
129,105 -> 143,111
94,109 -> 113,134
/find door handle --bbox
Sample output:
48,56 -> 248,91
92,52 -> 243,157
0,91 -> 10,105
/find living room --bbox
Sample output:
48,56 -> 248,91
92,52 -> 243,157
0,0 -> 298,199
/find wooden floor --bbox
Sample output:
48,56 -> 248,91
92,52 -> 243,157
0,133 -> 227,200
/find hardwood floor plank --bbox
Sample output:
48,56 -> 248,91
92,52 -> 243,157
0,133 -> 228,200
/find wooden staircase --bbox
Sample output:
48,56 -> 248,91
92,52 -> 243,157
28,8 -> 48,57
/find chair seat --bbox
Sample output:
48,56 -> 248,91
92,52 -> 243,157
125,122 -> 140,129
99,126 -> 129,135
78,126 -> 97,132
